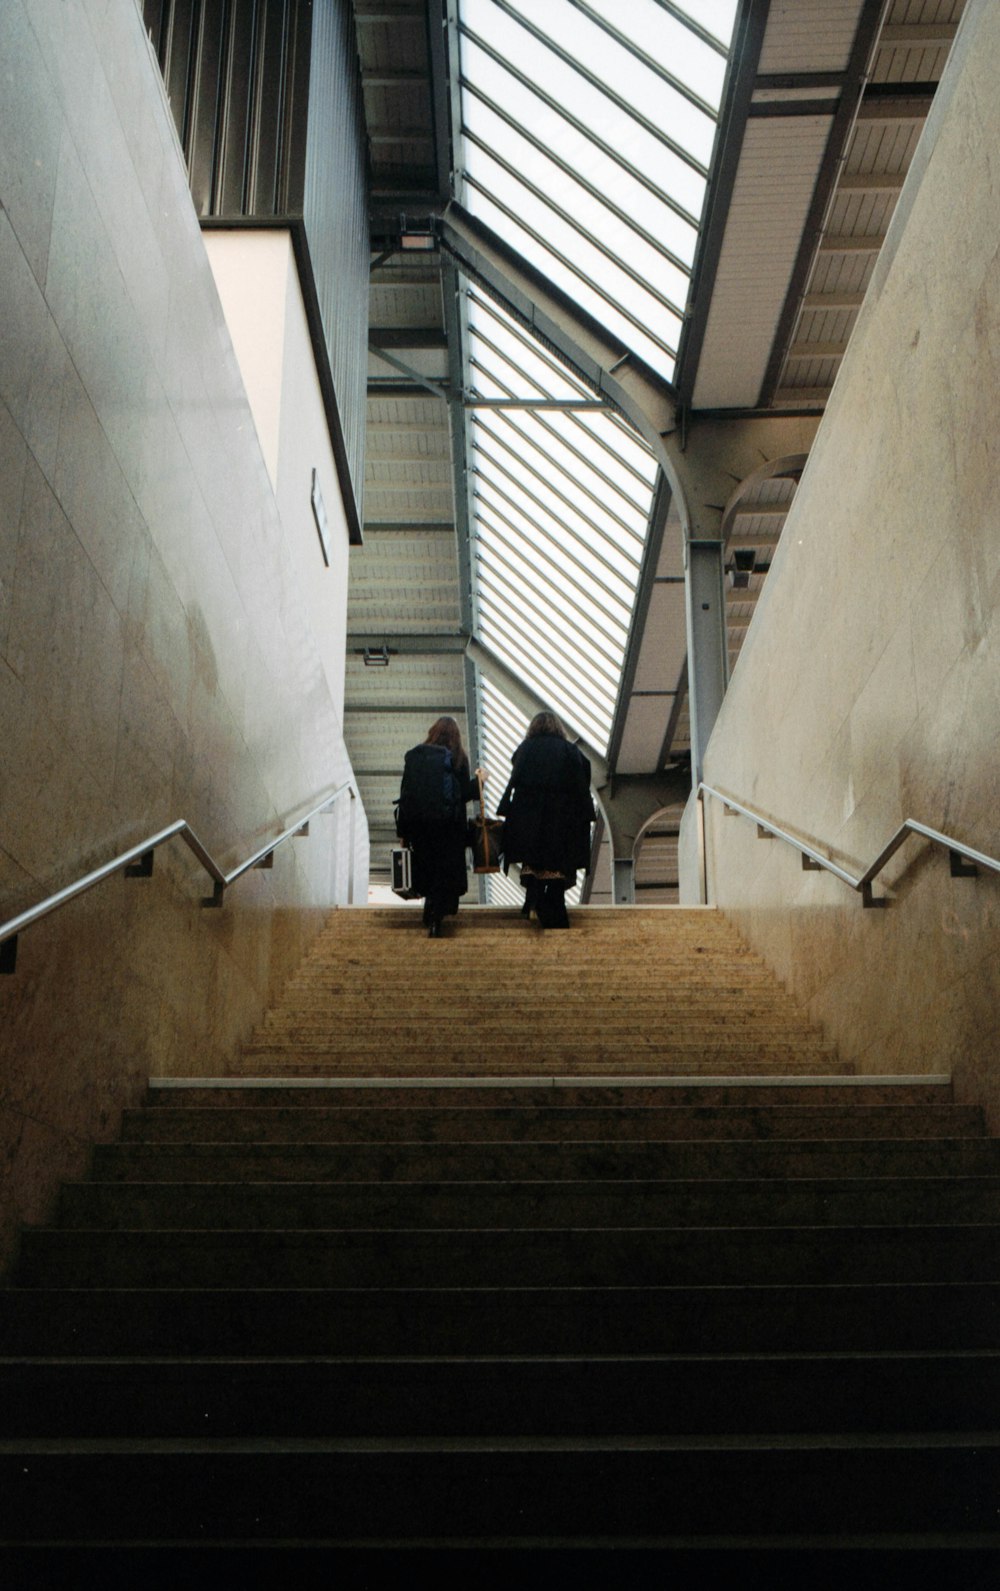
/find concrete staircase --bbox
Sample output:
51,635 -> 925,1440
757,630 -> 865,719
2,906 -> 999,1572
242,906 -> 840,1076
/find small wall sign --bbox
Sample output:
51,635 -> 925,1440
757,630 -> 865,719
311,469 -> 332,567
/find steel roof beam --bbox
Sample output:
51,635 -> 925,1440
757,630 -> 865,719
651,0 -> 730,56
439,202 -> 678,464
462,131 -> 688,323
466,288 -> 656,482
461,171 -> 679,365
369,328 -> 448,349
468,347 -> 646,513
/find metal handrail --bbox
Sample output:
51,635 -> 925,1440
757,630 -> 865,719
0,781 -> 357,973
698,782 -> 1000,908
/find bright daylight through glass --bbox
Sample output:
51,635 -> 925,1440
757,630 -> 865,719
457,0 -> 737,856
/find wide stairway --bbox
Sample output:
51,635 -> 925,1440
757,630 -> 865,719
1,906 -> 999,1575
242,905 -> 839,1076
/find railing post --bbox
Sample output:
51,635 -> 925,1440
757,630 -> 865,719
697,788 -> 708,906
613,857 -> 635,905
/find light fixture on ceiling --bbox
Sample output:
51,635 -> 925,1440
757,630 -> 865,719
398,216 -> 437,252
362,645 -> 392,668
728,548 -> 755,589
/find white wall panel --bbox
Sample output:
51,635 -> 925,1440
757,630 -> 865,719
693,118 -> 831,409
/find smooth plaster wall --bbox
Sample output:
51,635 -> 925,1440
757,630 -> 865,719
205,228 -> 352,723
0,0 -> 367,1268
699,0 -> 1000,1120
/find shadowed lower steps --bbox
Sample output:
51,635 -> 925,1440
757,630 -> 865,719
1,907 -> 999,1565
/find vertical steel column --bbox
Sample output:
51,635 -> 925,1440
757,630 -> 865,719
684,538 -> 729,786
613,857 -> 635,905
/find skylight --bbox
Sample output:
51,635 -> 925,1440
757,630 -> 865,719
456,0 -> 736,813
468,289 -> 658,750
458,0 -> 736,380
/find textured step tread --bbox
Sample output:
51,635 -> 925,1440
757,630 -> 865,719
3,1283 -> 1000,1356
119,1104 -> 983,1146
16,1222 -> 1000,1289
3,1352 -> 998,1438
55,1175 -> 1000,1231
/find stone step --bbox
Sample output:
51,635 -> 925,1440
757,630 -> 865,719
237,1046 -> 840,1074
150,1079 -> 958,1110
118,1104 -> 984,1144
251,1028 -> 829,1049
56,1175 -> 1000,1231
1,1283 -> 998,1356
1,1438 -> 997,1546
15,1223 -> 1000,1289
88,1136 -> 1000,1183
282,974 -> 785,992
2,1352 -> 996,1440
276,1003 -> 796,1023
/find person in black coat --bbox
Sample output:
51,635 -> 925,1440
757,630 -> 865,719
397,716 -> 482,937
497,711 -> 594,929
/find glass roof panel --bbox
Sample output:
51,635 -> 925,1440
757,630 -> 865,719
476,515 -> 632,652
456,0 -> 736,777
475,486 -> 635,622
476,407 -> 646,544
463,120 -> 692,318
500,0 -> 718,165
463,155 -> 683,373
473,422 -> 641,582
583,0 -> 733,101
460,5 -> 709,214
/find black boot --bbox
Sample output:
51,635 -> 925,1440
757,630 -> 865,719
542,881 -> 569,928
521,877 -> 541,919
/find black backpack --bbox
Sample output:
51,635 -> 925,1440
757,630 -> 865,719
397,743 -> 462,831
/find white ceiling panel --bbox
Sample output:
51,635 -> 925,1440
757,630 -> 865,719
614,695 -> 674,776
631,582 -> 688,694
757,0 -> 865,72
692,116 -> 832,409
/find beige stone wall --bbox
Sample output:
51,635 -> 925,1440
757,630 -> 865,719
0,0 -> 365,1266
701,0 -> 1000,1121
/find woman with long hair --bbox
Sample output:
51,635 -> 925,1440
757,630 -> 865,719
497,711 -> 594,929
397,716 -> 484,937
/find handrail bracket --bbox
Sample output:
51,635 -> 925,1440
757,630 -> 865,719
0,781 -> 358,974
861,882 -> 887,909
699,782 -> 996,913
949,848 -> 979,879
